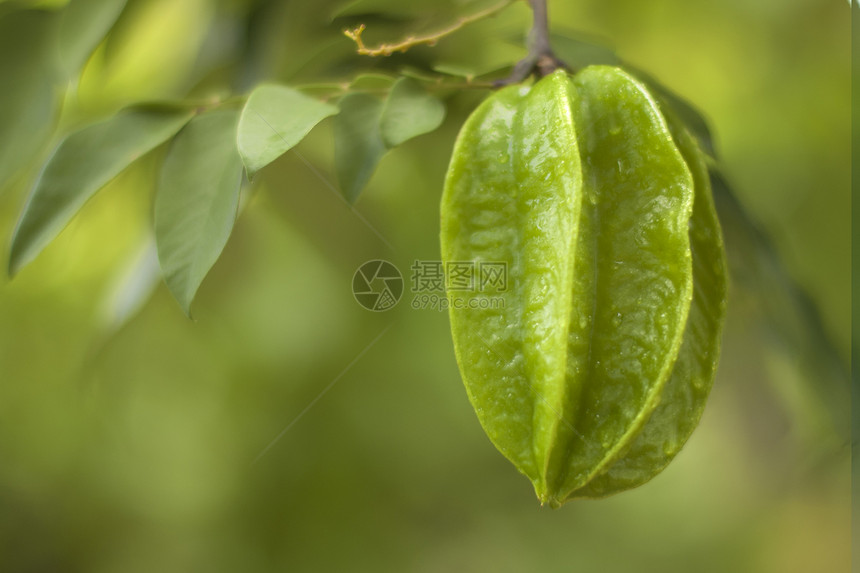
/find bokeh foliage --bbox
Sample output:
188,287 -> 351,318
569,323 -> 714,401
0,0 -> 850,571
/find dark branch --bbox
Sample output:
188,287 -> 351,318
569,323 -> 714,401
495,0 -> 568,86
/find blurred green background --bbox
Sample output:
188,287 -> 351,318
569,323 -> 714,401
0,0 -> 850,571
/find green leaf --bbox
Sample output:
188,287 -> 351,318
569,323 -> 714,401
237,84 -> 337,178
333,92 -> 386,203
0,9 -> 61,190
155,110 -> 244,316
711,169 -> 849,436
379,77 -> 445,148
8,107 -> 194,276
431,62 -> 478,81
57,0 -> 127,77
99,236 -> 160,333
349,73 -> 396,91
331,0 -> 462,19
548,31 -> 620,70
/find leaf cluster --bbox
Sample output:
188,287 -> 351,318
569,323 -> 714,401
2,2 -> 448,314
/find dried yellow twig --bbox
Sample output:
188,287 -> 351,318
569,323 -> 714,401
343,0 -> 516,57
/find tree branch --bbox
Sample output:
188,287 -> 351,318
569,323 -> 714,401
344,0 -> 515,57
495,0 -> 568,86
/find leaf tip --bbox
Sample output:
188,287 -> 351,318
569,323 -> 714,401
242,162 -> 258,182
339,181 -> 363,204
171,287 -> 196,320
7,241 -> 30,279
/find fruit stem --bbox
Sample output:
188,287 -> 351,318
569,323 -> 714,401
495,0 -> 568,86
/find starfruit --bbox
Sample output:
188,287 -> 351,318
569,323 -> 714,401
440,66 -> 727,506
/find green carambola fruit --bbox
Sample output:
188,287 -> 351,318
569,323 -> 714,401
440,66 -> 727,506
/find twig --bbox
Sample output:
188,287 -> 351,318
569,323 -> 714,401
495,0 -> 568,85
344,0 -> 515,57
